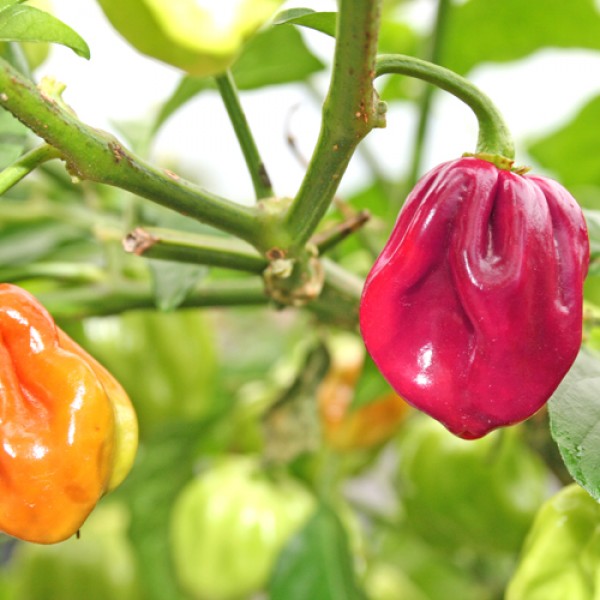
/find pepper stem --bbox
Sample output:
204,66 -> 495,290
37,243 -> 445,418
375,54 -> 515,162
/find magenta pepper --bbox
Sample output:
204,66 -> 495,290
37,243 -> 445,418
360,157 -> 589,439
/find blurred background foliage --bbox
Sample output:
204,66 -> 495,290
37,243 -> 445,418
0,0 -> 600,598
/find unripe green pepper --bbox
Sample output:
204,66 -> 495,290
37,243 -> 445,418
169,456 -> 315,600
64,310 -> 217,436
507,484 -> 600,600
396,416 -> 548,552
95,0 -> 283,77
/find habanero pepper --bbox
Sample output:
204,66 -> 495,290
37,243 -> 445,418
0,283 -> 138,544
360,157 -> 589,439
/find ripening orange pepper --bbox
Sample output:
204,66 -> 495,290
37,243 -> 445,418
0,283 -> 137,544
318,348 -> 410,452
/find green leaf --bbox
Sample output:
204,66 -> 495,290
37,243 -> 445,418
115,420 -> 218,600
269,504 -> 367,600
350,352 -> 395,411
262,342 -> 329,464
149,259 -> 207,311
152,77 -> 211,134
0,221 -> 84,266
273,9 -> 336,37
233,23 -> 324,88
376,19 -> 422,102
0,4 -> 90,58
584,210 -> 600,274
0,108 -> 29,168
548,349 -> 600,500
443,0 -> 600,74
153,24 -> 323,133
528,95 -> 600,197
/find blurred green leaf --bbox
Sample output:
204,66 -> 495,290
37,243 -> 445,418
350,352 -> 394,411
0,222 -> 86,266
269,504 -> 367,600
149,259 -> 207,311
377,20 -> 422,101
233,24 -> 324,88
443,0 -> 600,74
528,95 -> 600,196
154,24 -> 324,132
584,210 -> 600,275
0,109 -> 29,169
273,9 -> 336,37
115,420 -> 218,600
549,349 -> 600,500
263,342 -> 329,463
0,4 -> 90,58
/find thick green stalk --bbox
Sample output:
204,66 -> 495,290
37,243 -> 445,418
215,71 -> 273,200
0,144 -> 61,194
0,58 -> 262,247
123,226 -> 268,273
282,0 -> 385,251
376,54 -> 514,160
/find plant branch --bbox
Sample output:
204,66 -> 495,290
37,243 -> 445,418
0,262 -> 106,284
0,58 -> 264,247
311,210 -> 371,255
282,0 -> 385,251
215,71 -> 273,200
38,279 -> 269,320
123,226 -> 268,273
376,54 -> 514,160
0,144 -> 61,195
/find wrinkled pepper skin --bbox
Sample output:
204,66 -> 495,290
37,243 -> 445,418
0,284 -> 137,544
360,157 -> 589,439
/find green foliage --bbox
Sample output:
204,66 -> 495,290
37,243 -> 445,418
273,8 -> 336,37
549,350 -> 600,500
269,505 -> 367,600
0,2 -> 89,58
0,111 -> 27,170
528,95 -> 600,198
443,0 -> 600,74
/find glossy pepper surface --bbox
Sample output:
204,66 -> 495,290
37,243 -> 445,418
360,157 -> 589,439
0,283 -> 137,544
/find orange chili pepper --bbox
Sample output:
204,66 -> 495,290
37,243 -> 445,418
0,284 -> 137,544
318,348 -> 410,452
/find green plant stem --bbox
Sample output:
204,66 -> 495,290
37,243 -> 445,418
282,0 -> 385,251
215,71 -> 273,200
0,58 -> 263,248
38,280 -> 269,320
376,54 -> 514,159
1,262 -> 106,284
311,210 -> 371,255
123,226 -> 268,273
0,144 -> 61,194
406,0 -> 452,190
